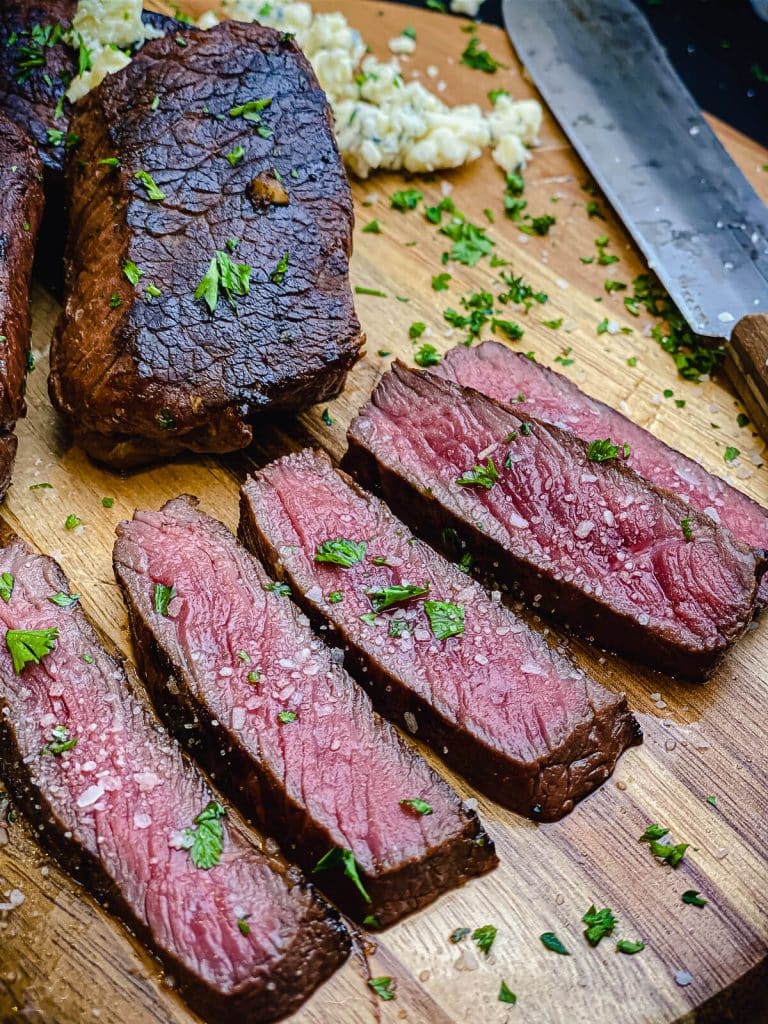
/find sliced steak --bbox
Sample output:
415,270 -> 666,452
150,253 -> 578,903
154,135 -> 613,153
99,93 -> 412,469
438,341 -> 768,607
239,448 -> 642,821
113,497 -> 496,926
345,363 -> 765,681
50,21 -> 364,468
0,113 -> 44,499
0,1 -> 76,182
0,538 -> 350,1023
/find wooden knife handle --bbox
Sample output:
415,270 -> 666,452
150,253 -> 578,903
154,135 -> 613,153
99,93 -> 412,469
724,313 -> 768,442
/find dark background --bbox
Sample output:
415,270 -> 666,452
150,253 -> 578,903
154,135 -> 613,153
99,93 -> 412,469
394,0 -> 768,148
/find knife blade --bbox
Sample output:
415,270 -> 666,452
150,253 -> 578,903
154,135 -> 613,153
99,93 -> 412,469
502,0 -> 768,439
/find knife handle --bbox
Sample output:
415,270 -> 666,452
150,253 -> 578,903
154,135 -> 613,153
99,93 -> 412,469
725,314 -> 768,443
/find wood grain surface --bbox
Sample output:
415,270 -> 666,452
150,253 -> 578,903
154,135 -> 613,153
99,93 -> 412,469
1,3 -> 767,1022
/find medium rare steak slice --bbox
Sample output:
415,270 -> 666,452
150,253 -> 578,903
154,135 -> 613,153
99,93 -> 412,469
345,364 -> 765,681
0,539 -> 350,1023
0,113 -> 44,499
0,1 -> 76,181
438,342 -> 768,608
239,448 -> 642,821
49,21 -> 364,468
113,497 -> 496,926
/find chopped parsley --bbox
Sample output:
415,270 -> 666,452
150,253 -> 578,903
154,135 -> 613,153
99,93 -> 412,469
456,457 -> 499,490
461,36 -> 501,74
706,795 -> 717,807
491,318 -> 524,341
554,348 -> 575,367
582,905 -> 617,946
499,982 -> 516,1004
194,250 -> 252,313
540,931 -> 570,955
441,216 -> 493,266
389,618 -> 408,638
682,890 -> 708,908
640,823 -> 670,842
48,591 -> 80,608
400,798 -> 433,815
154,583 -> 176,617
0,573 -> 13,604
181,801 -> 226,869
41,724 -> 77,756
321,408 -> 334,426
409,321 -> 427,340
354,286 -> 387,298
724,446 -> 740,463
315,538 -> 367,568
648,839 -> 689,868
229,97 -> 272,137
472,924 -> 497,956
366,583 -> 429,612
237,916 -> 250,936
605,279 -> 627,293
270,251 -> 290,285
46,128 -> 80,150
432,272 -> 452,291
327,591 -> 343,604
12,22 -> 64,85
362,219 -> 382,234
681,517 -> 694,541
64,514 -> 81,530
368,977 -> 395,1001
5,628 -> 59,675
424,600 -> 465,640
264,581 -> 291,597
134,170 -> 166,201
544,317 -> 564,329
586,438 -> 623,462
109,293 -> 122,309
277,710 -> 297,724
225,145 -> 245,166
450,927 -> 471,943
123,260 -> 144,286
391,189 -> 423,211
616,939 -> 645,955
313,847 -> 371,903
414,343 -> 441,367
520,213 -> 556,237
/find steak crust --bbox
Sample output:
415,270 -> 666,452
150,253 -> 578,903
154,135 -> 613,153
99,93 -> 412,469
0,112 -> 44,498
0,539 -> 350,1023
49,21 -> 364,468
240,448 -> 642,822
345,363 -> 765,681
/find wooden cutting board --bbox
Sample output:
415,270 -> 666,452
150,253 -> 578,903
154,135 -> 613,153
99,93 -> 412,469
1,3 -> 767,1022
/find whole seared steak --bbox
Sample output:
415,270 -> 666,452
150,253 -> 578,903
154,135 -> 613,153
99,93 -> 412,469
113,496 -> 497,925
0,539 -> 350,1023
50,21 -> 364,468
0,112 -> 44,499
346,364 -> 765,681
240,448 -> 642,821
438,342 -> 768,608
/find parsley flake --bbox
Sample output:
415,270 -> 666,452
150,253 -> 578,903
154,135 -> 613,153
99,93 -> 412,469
154,583 -> 176,617
540,932 -> 570,955
0,573 -> 13,604
182,801 -> 226,870
499,982 -> 516,1004
315,538 -> 366,568
134,170 -> 166,201
682,890 -> 708,908
313,847 -> 371,903
400,798 -> 433,815
368,977 -> 395,1001
424,600 -> 465,640
366,583 -> 429,612
5,628 -> 59,675
41,724 -> 77,756
616,939 -> 645,954
472,924 -> 497,956
582,905 -> 617,946
194,250 -> 252,313
456,457 -> 499,490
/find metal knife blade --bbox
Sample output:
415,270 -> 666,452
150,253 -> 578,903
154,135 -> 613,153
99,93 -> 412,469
502,0 -> 768,344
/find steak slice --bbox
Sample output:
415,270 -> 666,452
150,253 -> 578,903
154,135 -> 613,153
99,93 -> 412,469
345,363 -> 765,681
49,21 -> 364,469
113,497 -> 497,926
0,539 -> 350,1023
0,112 -> 44,499
0,1 -> 76,181
438,341 -> 768,608
239,448 -> 642,822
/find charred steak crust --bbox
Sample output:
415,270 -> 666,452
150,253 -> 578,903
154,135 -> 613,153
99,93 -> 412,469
50,21 -> 364,468
438,342 -> 768,609
113,496 -> 496,926
0,113 -> 44,498
0,1 -> 76,178
239,448 -> 642,822
345,364 -> 765,682
0,539 -> 350,1023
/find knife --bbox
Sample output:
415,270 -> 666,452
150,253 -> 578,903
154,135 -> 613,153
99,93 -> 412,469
502,0 -> 768,441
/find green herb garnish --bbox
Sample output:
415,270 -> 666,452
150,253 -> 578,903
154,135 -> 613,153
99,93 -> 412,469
368,977 -> 395,1001
391,189 -> 423,211
472,925 -> 497,956
182,801 -> 226,869
313,847 -> 371,903
134,170 -> 166,201
154,583 -> 176,616
499,982 -> 516,1004
616,939 -> 645,954
48,592 -> 80,608
682,890 -> 707,907
424,600 -> 465,640
194,250 -> 252,313
5,628 -> 59,675
456,457 -> 499,490
582,905 -> 617,946
0,573 -> 13,604
315,538 -> 366,568
366,584 -> 429,612
540,932 -> 570,955
41,724 -> 77,756
400,798 -> 433,815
